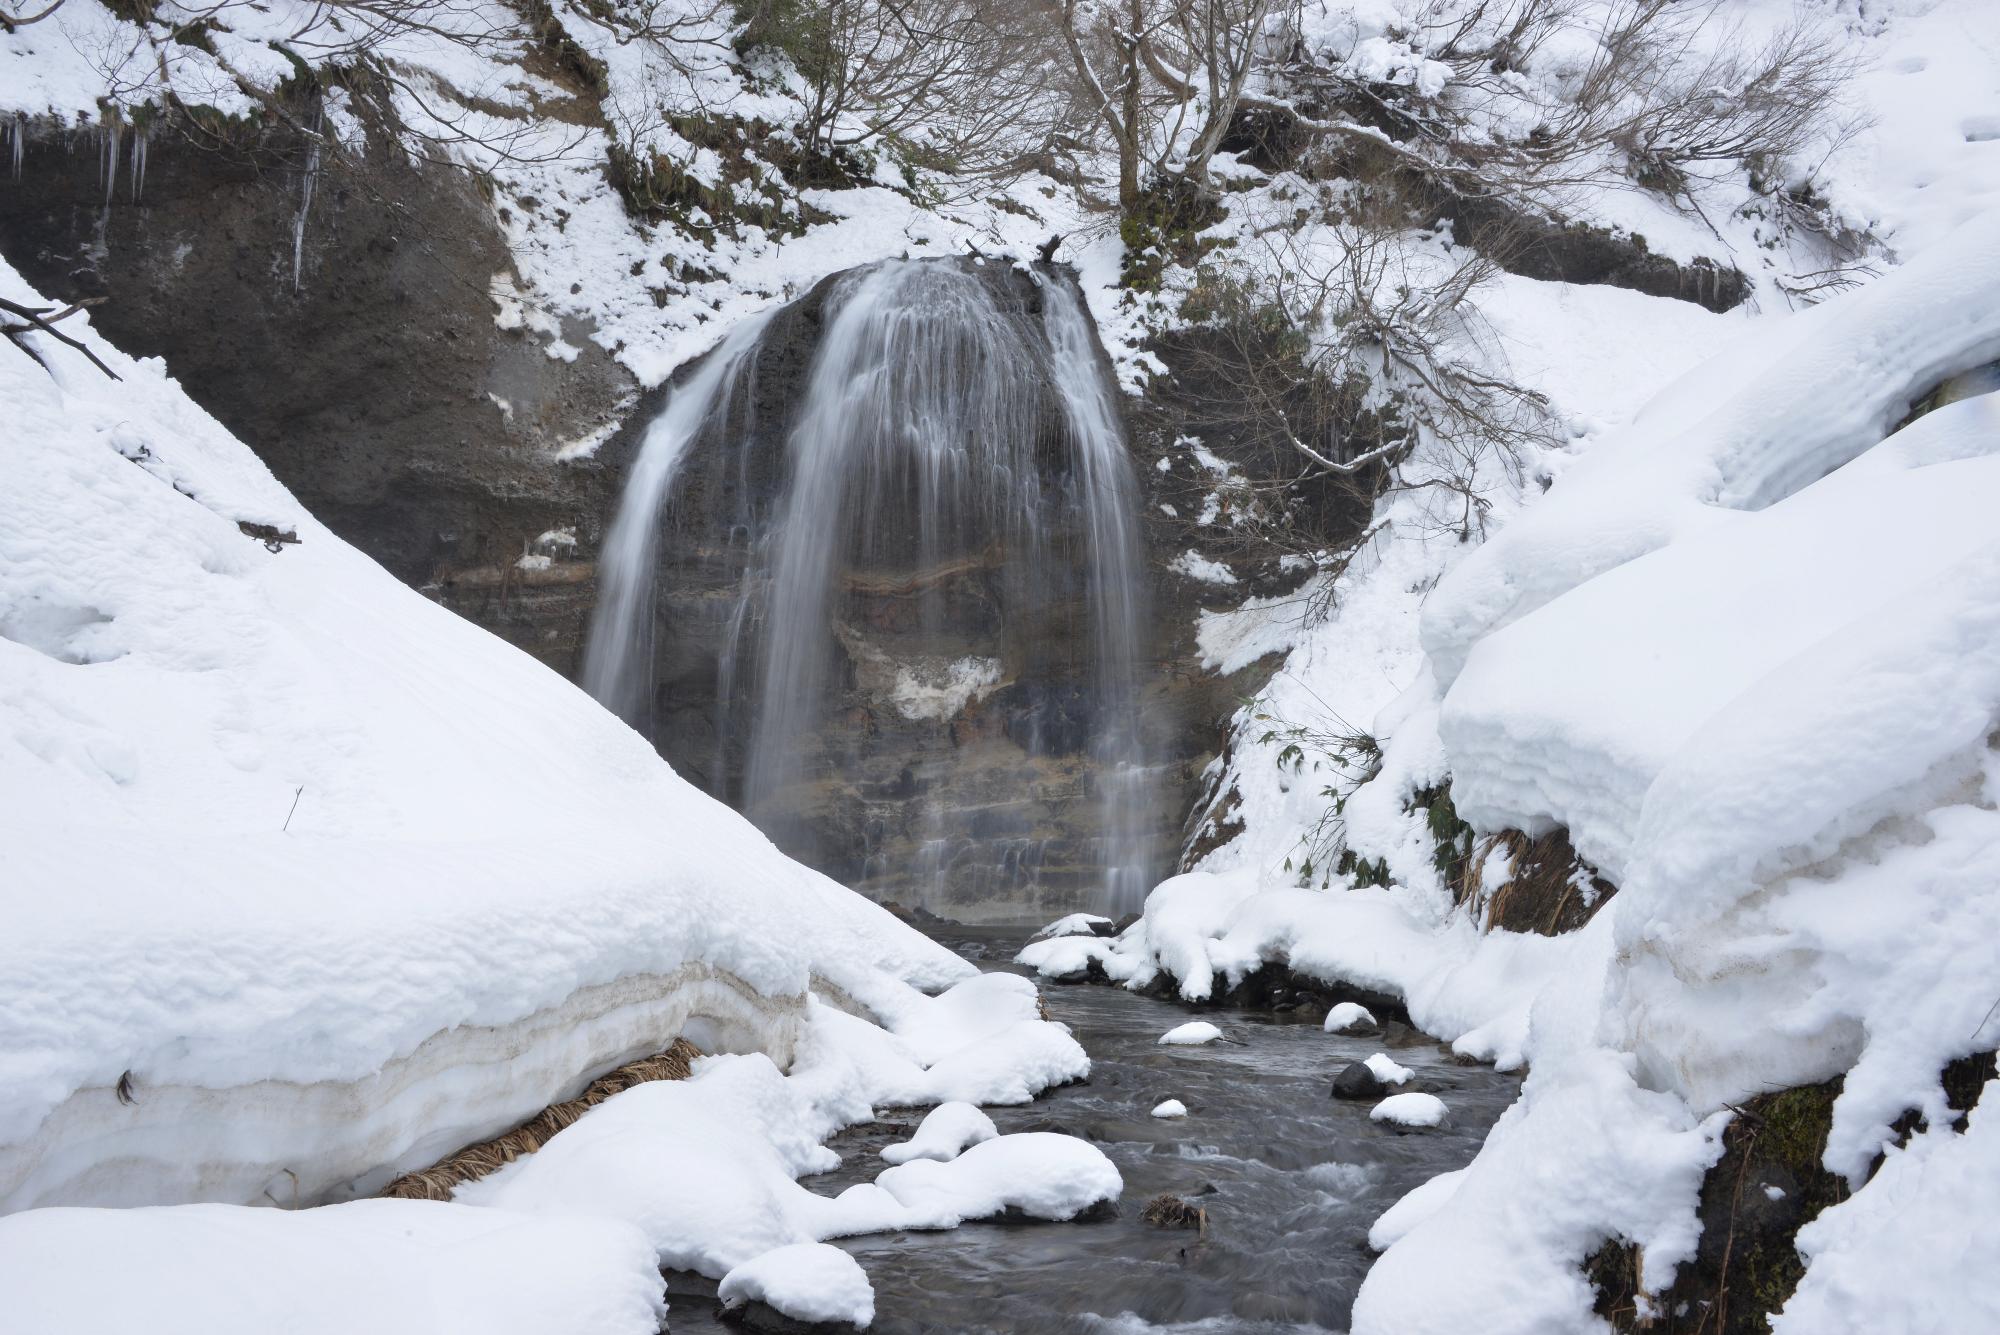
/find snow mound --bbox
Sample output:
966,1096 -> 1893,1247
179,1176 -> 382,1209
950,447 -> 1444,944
0,255 -> 971,1212
869,1133 -> 1123,1224
720,1242 -> 875,1331
1323,1003 -> 1376,1033
1369,1093 -> 1447,1128
0,1199 -> 665,1335
1151,1099 -> 1189,1119
881,1102 -> 997,1166
1159,1022 -> 1223,1046
1363,1054 -> 1414,1086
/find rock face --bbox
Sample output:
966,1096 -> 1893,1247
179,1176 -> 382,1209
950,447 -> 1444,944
0,110 -> 632,677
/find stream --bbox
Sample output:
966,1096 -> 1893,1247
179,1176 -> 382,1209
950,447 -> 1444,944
668,930 -> 1521,1333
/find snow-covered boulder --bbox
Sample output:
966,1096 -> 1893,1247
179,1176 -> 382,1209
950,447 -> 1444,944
1370,1093 -> 1448,1128
0,257 -> 972,1214
1033,912 -> 1114,939
1323,1002 -> 1377,1033
869,1132 -> 1123,1224
1159,1021 -> 1224,1046
881,1102 -> 998,1166
719,1242 -> 875,1331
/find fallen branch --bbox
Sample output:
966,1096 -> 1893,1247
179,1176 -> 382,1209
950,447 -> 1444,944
0,294 -> 121,380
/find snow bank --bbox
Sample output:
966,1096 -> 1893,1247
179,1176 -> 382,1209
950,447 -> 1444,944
1442,390 -> 2000,879
1422,211 -> 2000,691
0,256 -> 971,1212
465,987 -> 1089,1273
1367,1168 -> 1463,1252
0,1199 -> 666,1335
720,1243 -> 876,1330
1354,219 -> 2000,1330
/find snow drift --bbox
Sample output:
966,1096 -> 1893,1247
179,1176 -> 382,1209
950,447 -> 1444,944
0,253 -> 973,1213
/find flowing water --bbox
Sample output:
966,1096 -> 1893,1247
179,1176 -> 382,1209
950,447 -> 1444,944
584,261 -> 1162,916
666,931 -> 1521,1333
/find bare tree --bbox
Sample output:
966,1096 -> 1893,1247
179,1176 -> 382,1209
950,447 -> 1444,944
1046,0 -> 1272,211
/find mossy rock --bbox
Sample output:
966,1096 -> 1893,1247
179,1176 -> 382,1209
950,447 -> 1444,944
1586,1057 -> 1994,1333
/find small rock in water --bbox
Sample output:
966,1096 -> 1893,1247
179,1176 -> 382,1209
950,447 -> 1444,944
1151,1098 -> 1188,1118
1158,1021 -> 1222,1046
1141,1193 -> 1208,1231
1330,1060 -> 1389,1101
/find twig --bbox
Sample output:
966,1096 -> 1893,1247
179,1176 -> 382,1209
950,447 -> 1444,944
0,295 -> 121,380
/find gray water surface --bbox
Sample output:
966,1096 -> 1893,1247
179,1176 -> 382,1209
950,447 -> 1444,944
669,931 -> 1519,1333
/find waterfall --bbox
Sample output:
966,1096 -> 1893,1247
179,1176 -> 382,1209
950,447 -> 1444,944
585,259 -> 1160,916
1044,281 -> 1154,917
582,315 -> 768,725
743,262 -> 1055,815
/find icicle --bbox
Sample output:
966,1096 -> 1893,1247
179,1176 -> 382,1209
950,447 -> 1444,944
290,102 -> 323,293
131,125 -> 147,203
8,115 -> 22,181
101,119 -> 121,207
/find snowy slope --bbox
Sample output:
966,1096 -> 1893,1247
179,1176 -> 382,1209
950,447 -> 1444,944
0,253 -> 974,1213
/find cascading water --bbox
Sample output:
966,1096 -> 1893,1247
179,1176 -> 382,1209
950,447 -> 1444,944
584,259 -> 1162,917
581,314 -> 768,724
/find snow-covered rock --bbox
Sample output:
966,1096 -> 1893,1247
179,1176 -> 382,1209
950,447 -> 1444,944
720,1242 -> 876,1331
881,1102 -> 998,1166
1015,933 -> 1114,980
1323,1002 -> 1377,1033
1364,1054 -> 1414,1086
1033,913 -> 1114,939
1158,1022 -> 1224,1046
1151,1099 -> 1189,1119
1370,1094 -> 1448,1128
869,1133 -> 1123,1224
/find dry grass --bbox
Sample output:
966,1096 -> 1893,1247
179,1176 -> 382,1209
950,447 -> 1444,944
1459,829 -> 1618,938
1141,1194 -> 1208,1232
379,1037 -> 701,1201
